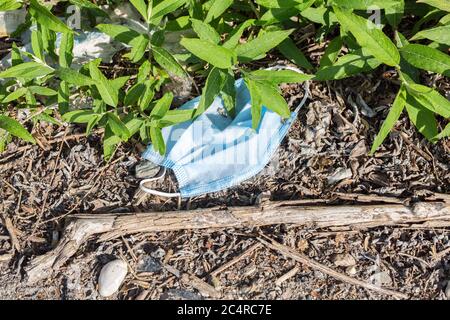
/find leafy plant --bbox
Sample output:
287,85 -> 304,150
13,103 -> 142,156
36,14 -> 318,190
0,0 -> 449,159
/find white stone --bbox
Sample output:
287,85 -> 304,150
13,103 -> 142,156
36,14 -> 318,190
98,259 -> 128,297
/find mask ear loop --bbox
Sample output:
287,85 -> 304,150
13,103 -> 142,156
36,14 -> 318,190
139,167 -> 181,198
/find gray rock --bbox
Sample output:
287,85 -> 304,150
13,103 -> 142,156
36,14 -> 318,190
333,253 -> 357,267
98,259 -> 128,297
137,256 -> 162,273
135,160 -> 160,179
369,271 -> 392,287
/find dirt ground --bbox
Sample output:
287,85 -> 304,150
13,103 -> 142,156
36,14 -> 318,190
1,60 -> 450,299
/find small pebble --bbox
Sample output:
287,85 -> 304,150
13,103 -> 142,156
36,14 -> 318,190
98,259 -> 128,297
369,271 -> 392,286
346,266 -> 357,275
327,168 -> 352,184
135,160 -> 160,179
333,253 -> 357,267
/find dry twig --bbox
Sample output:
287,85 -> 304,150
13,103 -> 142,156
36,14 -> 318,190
257,235 -> 409,299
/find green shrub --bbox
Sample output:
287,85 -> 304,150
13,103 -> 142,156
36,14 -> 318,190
0,0 -> 449,159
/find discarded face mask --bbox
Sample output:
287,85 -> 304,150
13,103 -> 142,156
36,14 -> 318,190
140,67 -> 309,199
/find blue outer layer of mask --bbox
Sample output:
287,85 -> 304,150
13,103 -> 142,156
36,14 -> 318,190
142,78 -> 303,198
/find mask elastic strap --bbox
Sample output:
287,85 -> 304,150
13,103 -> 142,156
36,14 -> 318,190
139,167 -> 181,198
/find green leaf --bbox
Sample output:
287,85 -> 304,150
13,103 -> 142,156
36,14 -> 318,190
246,79 -> 263,130
96,24 -> 141,44
236,29 -> 293,62
0,115 -> 35,144
331,0 -> 402,9
277,37 -> 313,70
221,70 -> 236,118
400,44 -> 450,77
86,114 -> 100,135
139,79 -> 156,111
28,86 -> 57,96
124,83 -> 146,106
152,46 -> 186,77
69,0 -> 103,10
110,76 -> 130,91
150,126 -> 166,155
405,94 -> 438,142
223,19 -> 255,49
259,1 -> 315,25
157,109 -> 195,127
59,32 -> 74,68
249,70 -> 313,84
89,63 -> 118,107
439,14 -> 450,25
256,0 -> 306,8
106,113 -> 130,141
130,0 -> 149,21
31,29 -> 44,62
0,0 -> 22,11
259,8 -> 295,25
62,110 -> 97,123
436,122 -> 450,140
406,83 -> 450,118
395,31 -> 409,48
40,24 -> 58,60
319,36 -> 343,68
29,0 -> 72,34
300,7 -> 337,25
166,15 -> 191,31
370,85 -> 406,154
151,92 -> 174,119
191,19 -> 221,44
0,61 -> 54,79
11,43 -> 23,66
137,60 -> 152,82
25,90 -> 36,106
57,67 -> 94,86
314,50 -> 381,80
34,111 -> 62,126
411,25 -> 450,46
150,29 -> 165,47
58,81 -> 70,114
256,81 -> 291,119
103,124 -> 121,161
151,0 -> 187,23
124,116 -> 144,137
205,0 -> 233,22
394,32 -> 420,83
333,7 -> 400,66
417,0 -> 450,12
180,38 -> 236,68
2,88 -> 28,103
195,67 -> 226,116
124,35 -> 149,63
385,0 -> 404,28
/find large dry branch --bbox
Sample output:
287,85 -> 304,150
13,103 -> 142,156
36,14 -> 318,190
26,200 -> 450,283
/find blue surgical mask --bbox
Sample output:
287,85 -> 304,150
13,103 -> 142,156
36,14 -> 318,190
140,67 -> 309,198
